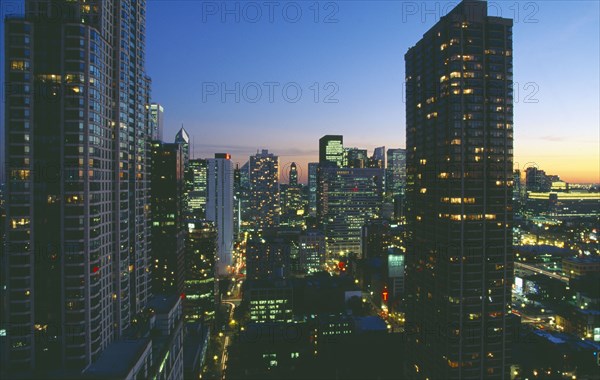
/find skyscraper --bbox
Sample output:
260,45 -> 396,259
289,162 -> 298,186
344,147 -> 368,168
184,219 -> 217,321
233,163 -> 243,238
174,127 -> 190,166
405,1 -> 514,378
386,148 -> 407,220
238,161 -> 251,232
249,150 -> 280,232
318,167 -> 384,257
281,162 -> 304,227
188,159 -> 208,218
175,127 -> 191,217
206,154 -> 234,276
319,135 -> 344,168
3,0 -> 152,373
386,148 -> 407,196
525,166 -> 551,192
308,163 -> 319,217
151,141 -> 186,295
372,146 -> 386,168
149,103 -> 165,141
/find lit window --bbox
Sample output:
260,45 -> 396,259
10,60 -> 28,71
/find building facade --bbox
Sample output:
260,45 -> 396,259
319,135 -> 344,168
386,148 -> 406,196
249,150 -> 280,232
405,1 -> 514,378
151,142 -> 186,295
318,167 -> 384,257
206,154 -> 234,276
308,163 -> 319,217
149,103 -> 164,141
187,159 -> 208,218
184,220 -> 217,321
3,0 -> 152,374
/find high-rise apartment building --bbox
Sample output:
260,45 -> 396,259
319,135 -> 344,168
206,154 -> 234,276
3,0 -> 152,373
404,1 -> 514,378
249,150 -> 280,232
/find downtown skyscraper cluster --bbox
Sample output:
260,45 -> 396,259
0,0 -> 550,379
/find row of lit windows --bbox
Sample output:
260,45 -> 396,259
440,197 -> 476,204
438,214 -> 497,221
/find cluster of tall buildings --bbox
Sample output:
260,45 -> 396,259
314,135 -> 406,257
2,0 -> 566,379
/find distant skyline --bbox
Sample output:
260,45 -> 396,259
142,1 -> 598,184
1,1 -> 598,184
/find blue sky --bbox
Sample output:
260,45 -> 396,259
146,0 -> 599,183
1,1 -> 598,183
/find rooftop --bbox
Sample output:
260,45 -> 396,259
84,339 -> 151,378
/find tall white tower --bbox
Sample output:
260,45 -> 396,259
207,154 -> 234,276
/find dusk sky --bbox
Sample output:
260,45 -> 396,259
144,0 -> 599,184
0,1 -> 598,183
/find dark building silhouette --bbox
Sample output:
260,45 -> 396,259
151,141 -> 186,295
246,234 -> 292,280
405,1 -> 515,378
525,167 -> 551,192
344,147 -> 368,168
